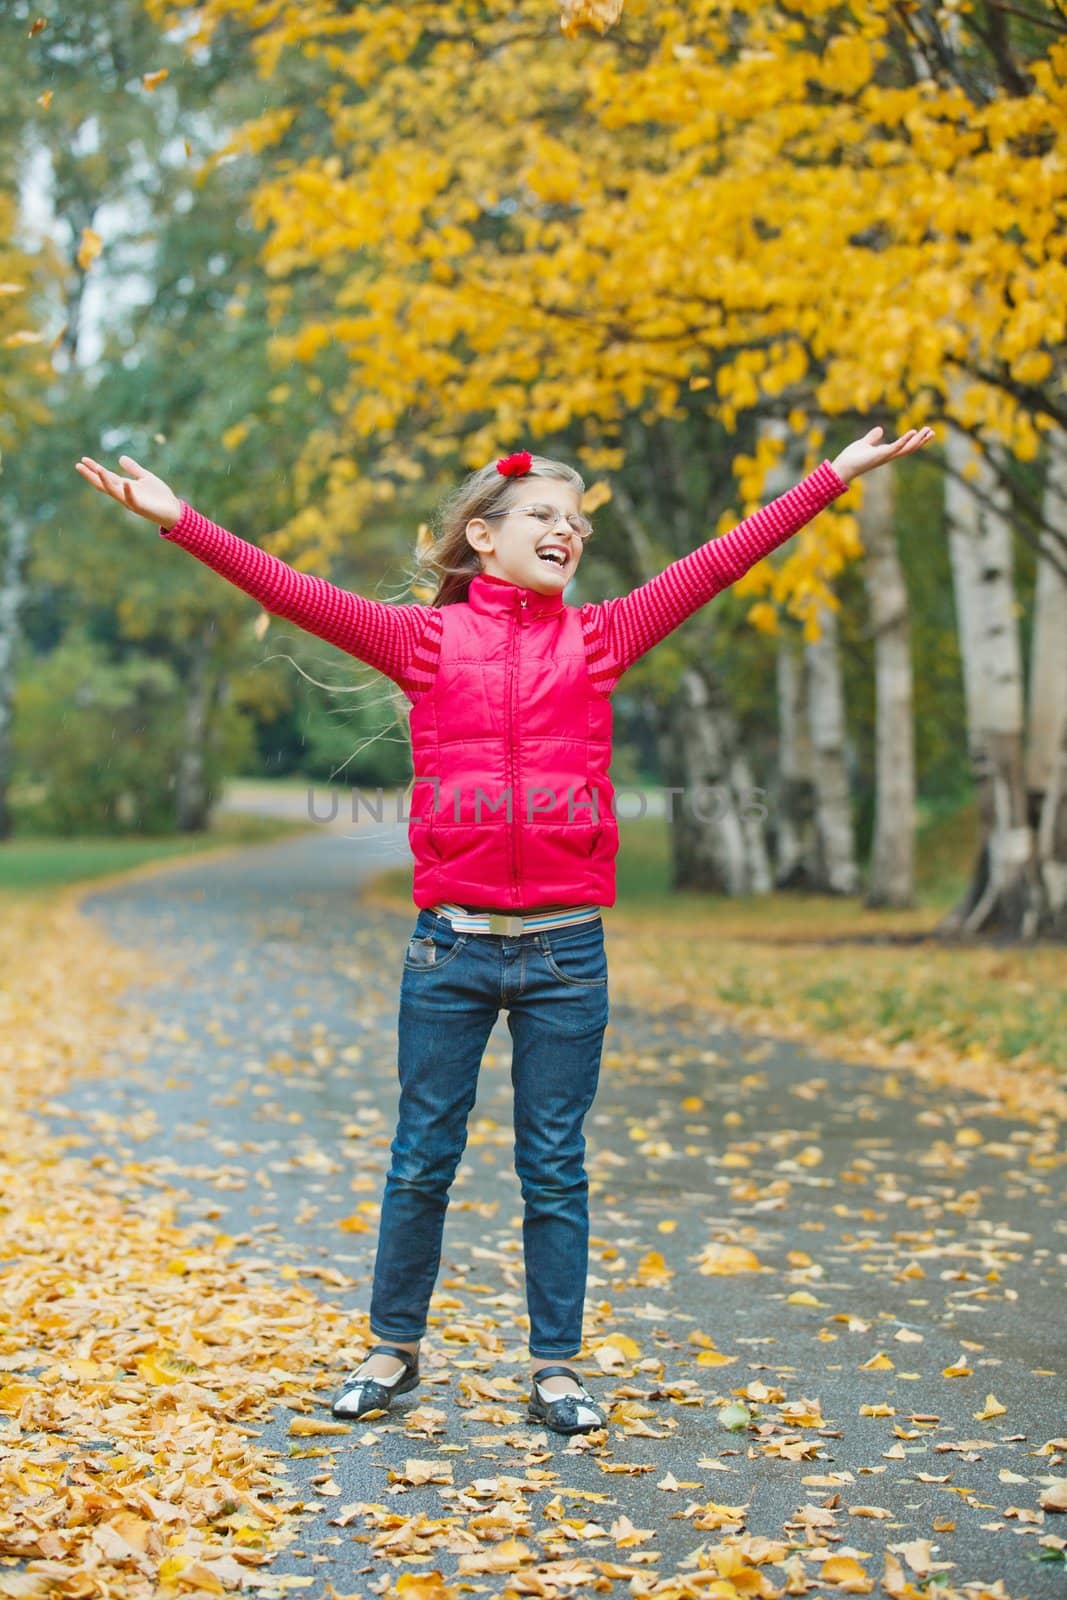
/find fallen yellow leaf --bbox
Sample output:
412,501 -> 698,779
821,1553 -> 874,1591
696,1243 -> 764,1276
289,1416 -> 351,1435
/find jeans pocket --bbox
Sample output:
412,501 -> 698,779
403,916 -> 471,972
538,922 -> 608,988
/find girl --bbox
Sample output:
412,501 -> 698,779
76,423 -> 932,1436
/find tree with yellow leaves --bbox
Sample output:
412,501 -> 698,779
146,0 -> 1065,930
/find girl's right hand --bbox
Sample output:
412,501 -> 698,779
74,454 -> 183,530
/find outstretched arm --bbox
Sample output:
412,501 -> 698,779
75,454 -> 434,695
581,426 -> 933,693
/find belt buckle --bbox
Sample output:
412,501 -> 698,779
487,912 -> 524,936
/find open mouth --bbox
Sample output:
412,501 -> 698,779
536,545 -> 569,568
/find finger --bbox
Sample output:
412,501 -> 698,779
82,462 -> 127,502
75,462 -> 112,494
118,454 -> 148,479
883,431 -> 917,455
94,466 -> 126,499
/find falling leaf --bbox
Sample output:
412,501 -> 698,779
142,68 -> 169,90
76,228 -> 102,271
28,16 -> 47,35
560,0 -> 623,38
36,89 -> 52,108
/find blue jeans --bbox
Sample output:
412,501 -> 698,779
369,907 -> 609,1360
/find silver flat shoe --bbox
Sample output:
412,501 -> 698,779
526,1364 -> 605,1435
330,1342 -> 420,1419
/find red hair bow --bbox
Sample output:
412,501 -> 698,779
496,450 -> 532,477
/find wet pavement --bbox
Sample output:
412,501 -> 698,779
67,827 -> 1066,1597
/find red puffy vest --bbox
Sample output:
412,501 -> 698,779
408,571 -> 618,910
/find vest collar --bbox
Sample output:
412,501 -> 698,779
467,570 -> 565,619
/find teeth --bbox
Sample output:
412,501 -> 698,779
538,549 -> 566,565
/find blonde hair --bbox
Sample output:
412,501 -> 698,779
409,453 -> 585,607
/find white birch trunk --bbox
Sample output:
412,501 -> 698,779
774,633 -> 819,888
0,514 -> 32,841
1026,430 -> 1067,933
805,601 -> 860,894
175,626 -> 221,832
661,665 -> 771,896
755,418 -> 822,891
859,465 -> 916,907
942,424 -> 1043,935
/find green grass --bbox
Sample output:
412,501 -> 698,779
0,811 -> 313,895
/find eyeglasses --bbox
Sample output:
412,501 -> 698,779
483,502 -> 594,542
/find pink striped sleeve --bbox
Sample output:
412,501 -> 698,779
579,460 -> 848,693
159,502 -> 440,698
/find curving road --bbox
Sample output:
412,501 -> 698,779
69,821 -> 1066,1597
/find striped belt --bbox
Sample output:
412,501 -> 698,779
433,901 -> 602,937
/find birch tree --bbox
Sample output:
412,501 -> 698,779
859,465 -> 916,908
774,633 -> 819,891
1025,431 -> 1067,935
804,602 -> 860,896
943,425 -> 1042,936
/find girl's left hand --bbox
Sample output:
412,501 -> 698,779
830,425 -> 935,484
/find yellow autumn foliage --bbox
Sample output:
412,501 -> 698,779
146,0 -> 1062,625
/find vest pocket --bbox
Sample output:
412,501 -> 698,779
423,814 -> 444,862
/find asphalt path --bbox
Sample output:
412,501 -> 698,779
69,824 -> 1066,1598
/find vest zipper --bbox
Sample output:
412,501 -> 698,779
508,596 -> 527,903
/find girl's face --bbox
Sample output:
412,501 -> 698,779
465,480 -> 590,594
